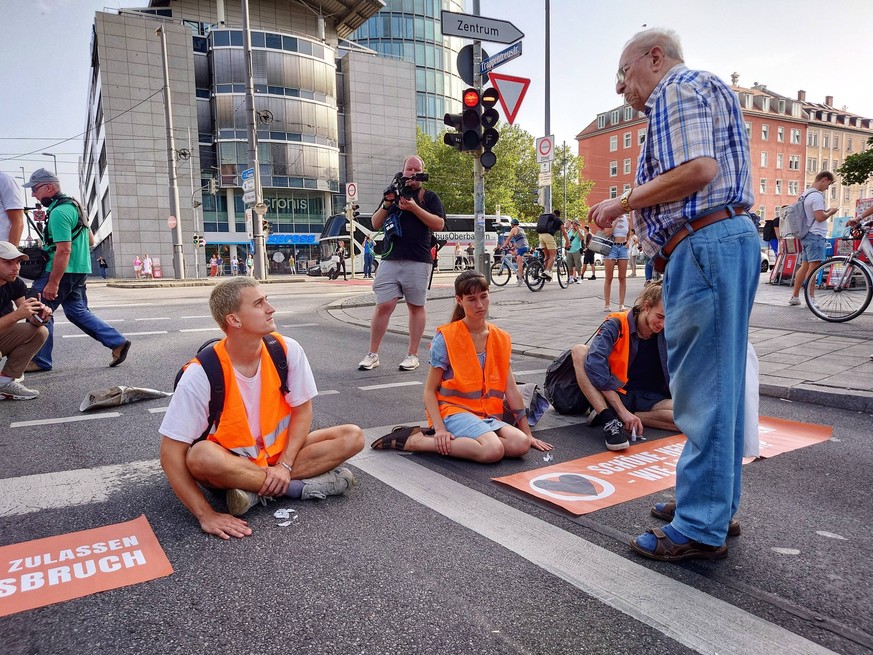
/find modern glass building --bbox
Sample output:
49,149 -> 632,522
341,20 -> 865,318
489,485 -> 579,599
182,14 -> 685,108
347,0 -> 467,138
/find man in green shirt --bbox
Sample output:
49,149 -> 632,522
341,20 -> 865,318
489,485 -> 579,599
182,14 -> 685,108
23,168 -> 130,372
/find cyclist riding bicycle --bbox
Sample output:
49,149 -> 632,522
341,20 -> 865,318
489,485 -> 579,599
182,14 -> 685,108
502,218 -> 530,286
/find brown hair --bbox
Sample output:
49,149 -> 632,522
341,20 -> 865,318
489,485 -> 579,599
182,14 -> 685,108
633,280 -> 663,315
451,270 -> 489,322
815,170 -> 834,183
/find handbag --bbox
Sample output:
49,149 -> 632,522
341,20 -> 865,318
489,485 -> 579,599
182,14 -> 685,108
18,213 -> 48,280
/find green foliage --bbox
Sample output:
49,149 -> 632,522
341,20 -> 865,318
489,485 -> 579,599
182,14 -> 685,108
415,126 -> 592,222
837,136 -> 873,186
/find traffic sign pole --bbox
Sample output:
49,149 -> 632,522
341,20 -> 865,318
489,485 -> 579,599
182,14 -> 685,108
242,0 -> 267,280
472,2 -> 486,280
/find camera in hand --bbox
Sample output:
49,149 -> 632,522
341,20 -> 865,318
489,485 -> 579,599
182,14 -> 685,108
384,171 -> 429,204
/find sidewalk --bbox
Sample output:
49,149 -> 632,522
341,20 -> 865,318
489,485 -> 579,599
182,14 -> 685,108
329,271 -> 873,413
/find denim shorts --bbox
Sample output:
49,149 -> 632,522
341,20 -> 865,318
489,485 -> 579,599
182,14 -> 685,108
606,244 -> 629,260
623,389 -> 669,413
443,412 -> 509,439
799,232 -> 827,263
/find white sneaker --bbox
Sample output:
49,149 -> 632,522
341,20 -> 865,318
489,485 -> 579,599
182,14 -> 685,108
0,379 -> 39,400
301,467 -> 356,500
398,354 -> 420,371
618,304 -> 628,311
516,277 -> 523,286
808,297 -> 818,309
603,306 -> 613,312
358,352 -> 380,370
788,296 -> 801,306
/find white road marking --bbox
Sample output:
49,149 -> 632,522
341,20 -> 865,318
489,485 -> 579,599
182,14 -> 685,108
317,390 -> 340,395
280,323 -> 319,328
179,327 -> 222,333
512,368 -> 548,376
63,330 -> 168,338
147,407 -> 169,413
54,319 -> 125,325
180,315 -> 212,319
10,412 -> 122,428
358,381 -> 423,391
135,317 -> 171,321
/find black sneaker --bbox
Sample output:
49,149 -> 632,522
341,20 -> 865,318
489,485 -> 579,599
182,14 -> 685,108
603,418 -> 630,451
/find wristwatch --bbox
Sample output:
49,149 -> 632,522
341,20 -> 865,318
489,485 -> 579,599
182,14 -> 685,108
620,188 -> 633,214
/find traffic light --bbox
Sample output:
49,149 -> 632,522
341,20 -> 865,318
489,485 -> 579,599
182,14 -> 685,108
198,235 -> 205,247
480,87 -> 500,170
208,179 -> 218,195
193,233 -> 199,247
461,87 -> 482,151
443,112 -> 464,151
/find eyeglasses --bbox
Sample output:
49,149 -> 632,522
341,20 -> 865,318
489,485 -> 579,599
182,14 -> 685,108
616,50 -> 651,84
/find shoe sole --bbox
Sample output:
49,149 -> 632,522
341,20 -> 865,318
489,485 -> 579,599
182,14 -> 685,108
358,361 -> 380,370
398,364 -> 419,371
605,440 -> 630,451
0,393 -> 38,401
651,503 -> 741,537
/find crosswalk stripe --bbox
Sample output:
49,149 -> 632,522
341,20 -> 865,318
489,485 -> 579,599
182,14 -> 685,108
358,381 -> 423,391
10,412 -> 122,428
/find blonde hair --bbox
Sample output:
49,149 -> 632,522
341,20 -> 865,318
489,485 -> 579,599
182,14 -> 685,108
210,277 -> 259,329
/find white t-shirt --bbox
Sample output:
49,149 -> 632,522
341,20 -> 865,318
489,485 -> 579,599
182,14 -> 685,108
803,188 -> 828,237
0,172 -> 24,243
612,215 -> 629,239
160,336 -> 318,446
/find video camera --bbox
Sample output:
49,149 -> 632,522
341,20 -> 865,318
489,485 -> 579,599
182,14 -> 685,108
384,171 -> 429,204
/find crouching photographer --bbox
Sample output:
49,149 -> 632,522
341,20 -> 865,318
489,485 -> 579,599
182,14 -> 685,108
358,155 -> 445,373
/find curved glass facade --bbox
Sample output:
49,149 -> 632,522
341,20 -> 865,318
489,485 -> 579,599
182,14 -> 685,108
348,0 -> 466,138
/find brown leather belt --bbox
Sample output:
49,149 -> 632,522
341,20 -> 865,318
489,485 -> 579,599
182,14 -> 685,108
652,206 -> 749,273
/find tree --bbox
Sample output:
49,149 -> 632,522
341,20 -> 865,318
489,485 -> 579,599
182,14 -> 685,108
837,136 -> 873,186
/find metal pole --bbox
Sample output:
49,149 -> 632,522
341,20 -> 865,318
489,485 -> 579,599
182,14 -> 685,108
563,140 -> 567,218
543,0 -> 552,214
42,153 -> 57,175
242,0 -> 266,280
187,127 -> 200,279
472,0 -> 486,277
157,25 -> 185,279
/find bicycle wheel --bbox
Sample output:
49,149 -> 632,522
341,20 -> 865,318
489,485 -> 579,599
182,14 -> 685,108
556,259 -> 570,288
525,259 -> 546,292
491,259 -> 511,286
803,257 -> 873,322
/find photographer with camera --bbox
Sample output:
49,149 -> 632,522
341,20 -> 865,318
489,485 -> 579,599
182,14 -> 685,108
358,155 -> 445,372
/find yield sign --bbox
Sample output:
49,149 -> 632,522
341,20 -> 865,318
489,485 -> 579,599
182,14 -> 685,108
488,72 -> 530,125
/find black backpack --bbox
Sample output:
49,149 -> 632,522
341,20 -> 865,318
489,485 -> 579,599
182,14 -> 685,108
174,334 -> 289,442
536,212 -> 562,234
543,348 -> 590,414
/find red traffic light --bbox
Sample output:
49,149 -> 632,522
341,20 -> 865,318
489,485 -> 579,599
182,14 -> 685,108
463,88 -> 480,108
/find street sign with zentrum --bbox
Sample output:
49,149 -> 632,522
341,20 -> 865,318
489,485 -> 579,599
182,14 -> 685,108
242,178 -> 255,192
440,10 -> 524,45
241,167 -> 255,181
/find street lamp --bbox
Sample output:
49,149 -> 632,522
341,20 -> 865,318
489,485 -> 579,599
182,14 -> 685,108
42,152 -> 57,175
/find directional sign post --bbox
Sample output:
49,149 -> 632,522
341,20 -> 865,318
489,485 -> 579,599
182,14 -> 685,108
241,167 -> 254,181
441,11 -> 524,44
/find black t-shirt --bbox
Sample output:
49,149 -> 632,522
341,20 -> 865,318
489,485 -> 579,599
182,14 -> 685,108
383,189 -> 445,263
0,277 -> 26,318
762,219 -> 776,241
626,335 -> 670,396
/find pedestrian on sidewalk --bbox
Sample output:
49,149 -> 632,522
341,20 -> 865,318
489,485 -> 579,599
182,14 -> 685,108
23,169 -> 131,373
133,255 -> 142,279
590,28 -> 758,562
363,236 -> 375,278
97,255 -> 108,279
142,253 -> 154,279
370,270 -> 552,460
788,171 -> 838,307
578,225 -> 597,280
602,213 -> 630,311
566,219 -> 584,283
160,277 -> 364,539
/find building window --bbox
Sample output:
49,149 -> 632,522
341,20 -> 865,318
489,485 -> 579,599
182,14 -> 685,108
833,159 -> 839,169
831,186 -> 837,200
611,109 -> 619,124
788,181 -> 799,195
775,179 -> 782,195
833,136 -> 839,149
776,153 -> 783,169
847,137 -> 854,152
761,124 -> 769,140
790,128 -> 801,144
623,183 -> 631,193
807,131 -> 819,147
760,151 -> 768,167
844,187 -> 851,200
623,132 -> 631,148
778,99 -> 786,114
759,179 -> 767,194
777,126 -> 784,143
807,157 -> 818,172
823,134 -> 829,148
623,106 -> 633,121
744,122 -> 751,138
609,161 -> 618,177
822,158 -> 828,170
609,135 -> 618,151
789,155 -> 800,170
609,186 -> 618,198
623,158 -> 631,174
637,128 -> 646,145
759,207 -> 766,220
597,114 -> 606,129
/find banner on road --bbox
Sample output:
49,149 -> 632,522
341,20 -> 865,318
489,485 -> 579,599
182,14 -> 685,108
0,515 -> 173,617
494,416 -> 832,516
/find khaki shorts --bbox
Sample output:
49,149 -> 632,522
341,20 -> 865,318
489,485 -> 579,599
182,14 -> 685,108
373,259 -> 431,306
538,233 -> 557,250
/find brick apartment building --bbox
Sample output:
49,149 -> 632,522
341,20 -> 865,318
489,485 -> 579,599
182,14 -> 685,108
577,78 -> 872,224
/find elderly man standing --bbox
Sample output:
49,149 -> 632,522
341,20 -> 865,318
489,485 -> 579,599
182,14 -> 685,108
590,29 -> 759,562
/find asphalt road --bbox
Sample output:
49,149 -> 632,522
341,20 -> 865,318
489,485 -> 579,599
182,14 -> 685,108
0,281 -> 870,655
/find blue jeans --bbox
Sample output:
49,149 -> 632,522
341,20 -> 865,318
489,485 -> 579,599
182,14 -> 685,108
363,253 -> 373,277
30,273 -> 127,369
662,215 -> 759,545
644,257 -> 654,281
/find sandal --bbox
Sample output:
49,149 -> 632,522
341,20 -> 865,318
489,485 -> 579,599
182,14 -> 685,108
370,425 -> 434,450
651,500 -> 741,537
630,527 -> 728,562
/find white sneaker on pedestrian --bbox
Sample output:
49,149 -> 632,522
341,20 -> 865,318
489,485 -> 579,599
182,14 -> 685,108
301,467 -> 356,500
808,297 -> 818,309
603,306 -> 613,312
618,304 -> 628,311
358,352 -> 380,370
225,489 -> 269,516
0,379 -> 39,400
398,354 -> 420,371
788,296 -> 801,306
516,277 -> 523,286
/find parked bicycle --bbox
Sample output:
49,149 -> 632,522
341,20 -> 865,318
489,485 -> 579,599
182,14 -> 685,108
803,219 -> 873,322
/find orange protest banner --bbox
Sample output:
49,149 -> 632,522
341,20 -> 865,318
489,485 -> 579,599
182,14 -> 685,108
0,515 -> 173,617
494,416 -> 832,516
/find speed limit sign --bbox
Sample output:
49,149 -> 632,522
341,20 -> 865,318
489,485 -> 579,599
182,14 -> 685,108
346,182 -> 359,202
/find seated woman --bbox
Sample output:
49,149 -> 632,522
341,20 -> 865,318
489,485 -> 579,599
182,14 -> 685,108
372,270 -> 552,462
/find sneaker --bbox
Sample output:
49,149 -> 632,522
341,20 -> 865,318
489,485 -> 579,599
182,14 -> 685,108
788,296 -> 801,306
0,379 -> 39,400
301,467 -> 356,500
603,418 -> 630,451
358,352 -> 380,370
586,407 -> 604,427
808,297 -> 818,308
516,277 -> 523,286
589,275 -> 597,280
541,271 -> 552,280
226,489 -> 268,516
618,304 -> 628,311
568,278 -> 575,284
603,306 -> 613,312
398,354 -> 420,371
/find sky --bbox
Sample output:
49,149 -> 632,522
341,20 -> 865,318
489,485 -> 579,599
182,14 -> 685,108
2,0 -> 872,197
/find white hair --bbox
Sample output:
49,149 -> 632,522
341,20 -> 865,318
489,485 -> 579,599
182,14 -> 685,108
625,28 -> 684,61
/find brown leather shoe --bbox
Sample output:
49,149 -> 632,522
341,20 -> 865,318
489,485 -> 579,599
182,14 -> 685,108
25,362 -> 51,373
109,340 -> 131,367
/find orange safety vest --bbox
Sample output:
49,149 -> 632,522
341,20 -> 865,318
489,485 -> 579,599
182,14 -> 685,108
432,320 -> 511,422
605,311 -> 631,393
204,335 -> 291,467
